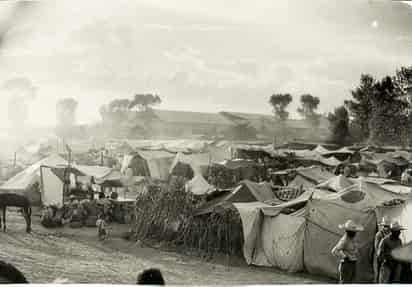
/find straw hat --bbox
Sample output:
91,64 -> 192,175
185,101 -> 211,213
339,220 -> 364,232
378,217 -> 390,227
390,221 -> 406,231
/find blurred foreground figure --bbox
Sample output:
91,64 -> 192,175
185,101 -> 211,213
137,268 -> 165,285
0,260 -> 28,283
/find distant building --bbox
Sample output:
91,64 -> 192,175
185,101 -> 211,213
127,109 -> 330,141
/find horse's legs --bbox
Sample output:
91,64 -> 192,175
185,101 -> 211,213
24,207 -> 32,233
0,208 -> 2,230
2,207 -> 6,232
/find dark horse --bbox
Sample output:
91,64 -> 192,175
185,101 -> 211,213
0,193 -> 31,233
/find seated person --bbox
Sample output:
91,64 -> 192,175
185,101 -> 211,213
136,268 -> 165,285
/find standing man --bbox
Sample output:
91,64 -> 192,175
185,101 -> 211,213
378,221 -> 405,283
332,220 -> 364,283
374,217 -> 391,282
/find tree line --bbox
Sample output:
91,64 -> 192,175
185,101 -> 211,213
329,66 -> 412,146
53,65 -> 412,145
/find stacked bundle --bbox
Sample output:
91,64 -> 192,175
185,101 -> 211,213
134,176 -> 196,242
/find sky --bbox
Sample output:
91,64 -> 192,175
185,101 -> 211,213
0,0 -> 411,128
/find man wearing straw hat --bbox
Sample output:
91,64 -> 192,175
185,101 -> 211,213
332,219 -> 364,283
377,221 -> 405,283
374,217 -> 391,282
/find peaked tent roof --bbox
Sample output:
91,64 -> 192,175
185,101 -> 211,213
318,178 -> 412,211
195,179 -> 279,215
0,154 -> 68,191
185,174 -> 213,195
73,165 -> 113,179
316,175 -> 355,192
313,145 -> 331,155
295,166 -> 335,184
319,156 -> 342,167
169,152 -> 211,174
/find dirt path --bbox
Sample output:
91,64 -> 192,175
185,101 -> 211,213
0,211 -> 330,284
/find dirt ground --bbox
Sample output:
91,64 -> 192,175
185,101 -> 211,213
0,210 -> 330,284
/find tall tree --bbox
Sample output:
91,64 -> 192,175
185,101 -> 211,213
269,94 -> 292,121
297,94 -> 320,127
269,93 -> 292,143
56,98 -> 78,127
344,74 -> 375,141
368,76 -> 408,145
328,106 -> 350,144
2,78 -> 36,133
129,94 -> 161,112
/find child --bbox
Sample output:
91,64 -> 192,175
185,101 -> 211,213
96,214 -> 107,241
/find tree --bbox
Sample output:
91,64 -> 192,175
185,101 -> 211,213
269,94 -> 292,121
56,98 -> 78,127
344,74 -> 376,141
368,76 -> 408,145
297,94 -> 320,127
129,94 -> 161,112
2,77 -> 36,133
328,106 -> 350,144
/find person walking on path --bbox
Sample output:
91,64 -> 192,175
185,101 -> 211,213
332,219 -> 364,284
374,217 -> 391,282
96,214 -> 107,241
378,221 -> 405,283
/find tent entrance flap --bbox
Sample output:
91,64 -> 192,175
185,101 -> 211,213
40,166 -> 64,207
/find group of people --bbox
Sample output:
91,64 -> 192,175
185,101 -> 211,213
332,218 -> 407,283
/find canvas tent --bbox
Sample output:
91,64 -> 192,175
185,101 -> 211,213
40,166 -> 66,207
0,154 -> 67,192
121,150 -> 175,180
316,175 -> 355,192
313,145 -> 331,155
304,179 -> 412,281
319,179 -> 412,211
185,174 -> 213,195
0,154 -> 68,205
295,166 -> 335,184
195,180 -> 278,215
169,152 -> 211,176
234,191 -> 314,273
304,198 -> 376,281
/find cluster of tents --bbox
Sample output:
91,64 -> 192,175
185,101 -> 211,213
193,165 -> 412,281
0,154 -> 123,207
3,139 -> 412,282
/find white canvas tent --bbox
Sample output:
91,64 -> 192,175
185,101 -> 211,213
0,154 -> 67,192
185,174 -> 213,195
169,152 -> 211,175
40,166 -> 65,207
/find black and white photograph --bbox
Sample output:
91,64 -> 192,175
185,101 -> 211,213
0,0 -> 412,284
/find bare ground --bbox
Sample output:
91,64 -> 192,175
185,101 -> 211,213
0,210 -> 330,284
